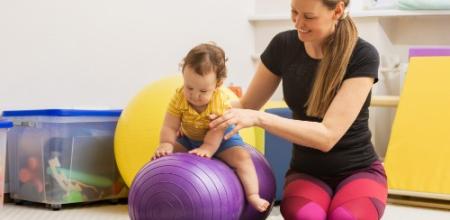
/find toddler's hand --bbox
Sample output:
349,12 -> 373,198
152,143 -> 174,160
189,147 -> 213,158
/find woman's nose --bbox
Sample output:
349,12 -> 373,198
293,14 -> 303,29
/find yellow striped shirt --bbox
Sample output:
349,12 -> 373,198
167,87 -> 232,141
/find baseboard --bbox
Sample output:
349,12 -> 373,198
388,194 -> 450,210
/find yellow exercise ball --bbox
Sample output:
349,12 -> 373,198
114,75 -> 257,186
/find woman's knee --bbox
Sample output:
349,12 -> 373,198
328,197 -> 384,220
281,196 -> 327,220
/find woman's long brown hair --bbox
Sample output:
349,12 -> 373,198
305,0 -> 358,118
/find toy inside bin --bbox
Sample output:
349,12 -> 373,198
0,120 -> 13,208
2,109 -> 127,210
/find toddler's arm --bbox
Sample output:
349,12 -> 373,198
189,126 -> 226,158
153,113 -> 181,159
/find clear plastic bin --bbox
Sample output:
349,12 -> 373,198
2,109 -> 127,210
0,120 -> 13,208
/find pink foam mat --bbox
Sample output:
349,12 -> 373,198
409,48 -> 450,58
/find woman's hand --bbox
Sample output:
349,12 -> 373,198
209,109 -> 260,140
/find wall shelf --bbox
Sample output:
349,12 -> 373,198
249,10 -> 450,22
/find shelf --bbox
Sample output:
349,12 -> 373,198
249,9 -> 450,22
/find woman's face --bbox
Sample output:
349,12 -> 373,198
291,0 -> 342,44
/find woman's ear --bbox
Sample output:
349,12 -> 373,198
332,1 -> 345,20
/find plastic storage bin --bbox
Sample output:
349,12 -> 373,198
3,109 -> 127,210
0,120 -> 13,208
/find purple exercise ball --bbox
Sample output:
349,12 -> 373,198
128,144 -> 276,220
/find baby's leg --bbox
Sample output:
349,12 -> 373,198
217,147 -> 270,212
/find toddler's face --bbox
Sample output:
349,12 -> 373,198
182,67 -> 218,109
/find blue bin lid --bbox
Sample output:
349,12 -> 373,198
0,120 -> 13,128
2,109 -> 122,117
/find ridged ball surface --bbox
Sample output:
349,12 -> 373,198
128,153 -> 244,220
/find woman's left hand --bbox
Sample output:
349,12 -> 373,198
209,109 -> 260,140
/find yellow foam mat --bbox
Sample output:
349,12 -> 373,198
384,57 -> 450,195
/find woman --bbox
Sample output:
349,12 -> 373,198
210,0 -> 387,219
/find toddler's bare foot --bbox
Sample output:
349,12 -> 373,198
247,194 -> 270,212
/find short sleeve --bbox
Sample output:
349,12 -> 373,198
260,32 -> 286,76
344,39 -> 380,84
167,88 -> 184,117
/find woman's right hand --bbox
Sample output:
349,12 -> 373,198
152,143 -> 174,160
209,108 -> 261,140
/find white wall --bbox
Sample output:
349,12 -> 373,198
255,0 -> 289,14
0,0 -> 255,110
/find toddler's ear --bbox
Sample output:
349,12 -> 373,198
216,79 -> 224,88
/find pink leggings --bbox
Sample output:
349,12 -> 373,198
281,161 -> 387,220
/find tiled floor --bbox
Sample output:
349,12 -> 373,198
1,201 -> 449,220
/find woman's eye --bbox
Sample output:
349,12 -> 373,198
200,90 -> 207,93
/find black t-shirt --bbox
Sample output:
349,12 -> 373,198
261,30 -> 379,179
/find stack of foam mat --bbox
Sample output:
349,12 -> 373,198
384,48 -> 450,201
